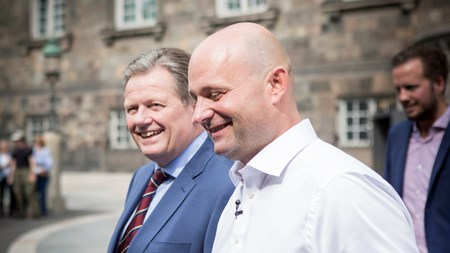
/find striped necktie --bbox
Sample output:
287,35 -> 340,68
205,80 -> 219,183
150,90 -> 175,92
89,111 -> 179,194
117,169 -> 168,253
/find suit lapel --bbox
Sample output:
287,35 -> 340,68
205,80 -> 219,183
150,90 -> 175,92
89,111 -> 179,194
130,138 -> 214,252
428,124 -> 450,194
393,121 -> 413,196
109,163 -> 155,252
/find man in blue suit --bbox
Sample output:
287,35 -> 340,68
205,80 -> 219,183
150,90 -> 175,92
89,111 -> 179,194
108,48 -> 234,253
385,44 -> 450,253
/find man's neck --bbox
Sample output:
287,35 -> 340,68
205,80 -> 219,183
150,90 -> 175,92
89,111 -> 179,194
416,102 -> 449,138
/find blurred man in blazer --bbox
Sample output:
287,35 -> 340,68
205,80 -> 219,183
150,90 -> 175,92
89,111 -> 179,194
385,44 -> 450,253
108,48 -> 234,253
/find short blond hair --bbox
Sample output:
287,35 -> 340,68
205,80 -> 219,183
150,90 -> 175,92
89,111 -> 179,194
34,136 -> 46,147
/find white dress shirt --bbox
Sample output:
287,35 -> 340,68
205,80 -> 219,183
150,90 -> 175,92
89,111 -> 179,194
212,119 -> 418,253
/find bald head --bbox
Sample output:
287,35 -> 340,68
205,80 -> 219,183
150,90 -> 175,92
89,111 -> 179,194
190,22 -> 291,81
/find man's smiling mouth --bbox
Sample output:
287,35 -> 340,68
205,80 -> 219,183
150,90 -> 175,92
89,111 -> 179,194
139,130 -> 163,138
204,122 -> 232,134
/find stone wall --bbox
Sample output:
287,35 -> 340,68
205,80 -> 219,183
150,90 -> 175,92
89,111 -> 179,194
0,0 -> 449,171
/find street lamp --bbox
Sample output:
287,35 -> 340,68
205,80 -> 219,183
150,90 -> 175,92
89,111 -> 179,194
43,38 -> 61,132
42,38 -> 65,215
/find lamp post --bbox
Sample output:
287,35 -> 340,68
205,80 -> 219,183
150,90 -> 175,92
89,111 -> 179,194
42,38 -> 65,215
43,38 -> 61,132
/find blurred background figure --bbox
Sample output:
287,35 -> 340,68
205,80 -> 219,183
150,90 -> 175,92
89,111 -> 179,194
32,135 -> 53,217
9,130 -> 40,219
385,44 -> 450,253
0,140 -> 12,217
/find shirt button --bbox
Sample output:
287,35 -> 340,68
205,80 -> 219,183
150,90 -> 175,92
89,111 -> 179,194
417,164 -> 422,170
248,192 -> 255,199
416,189 -> 421,194
234,238 -> 240,244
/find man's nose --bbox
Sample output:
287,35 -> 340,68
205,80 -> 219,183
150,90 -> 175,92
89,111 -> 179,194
397,88 -> 409,102
192,98 -> 214,125
133,107 -> 154,125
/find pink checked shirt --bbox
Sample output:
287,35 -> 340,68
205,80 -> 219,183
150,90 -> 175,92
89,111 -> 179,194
403,105 -> 450,253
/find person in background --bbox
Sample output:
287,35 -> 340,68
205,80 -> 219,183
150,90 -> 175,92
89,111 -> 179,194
9,130 -> 40,219
107,48 -> 234,253
385,43 -> 450,253
32,135 -> 53,217
188,22 -> 419,252
0,140 -> 12,217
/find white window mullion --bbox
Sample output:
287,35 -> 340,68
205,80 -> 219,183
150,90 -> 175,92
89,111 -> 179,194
110,110 -> 136,149
110,110 -> 119,148
46,0 -> 54,37
136,0 -> 143,25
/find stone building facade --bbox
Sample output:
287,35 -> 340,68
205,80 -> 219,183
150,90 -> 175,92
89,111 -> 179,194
0,0 -> 449,173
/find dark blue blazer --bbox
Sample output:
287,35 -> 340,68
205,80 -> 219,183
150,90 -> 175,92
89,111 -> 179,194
107,138 -> 234,253
385,120 -> 450,253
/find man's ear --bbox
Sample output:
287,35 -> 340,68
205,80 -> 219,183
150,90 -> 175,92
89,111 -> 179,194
266,66 -> 289,104
434,77 -> 446,95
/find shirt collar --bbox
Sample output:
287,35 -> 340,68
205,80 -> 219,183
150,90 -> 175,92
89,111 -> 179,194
412,105 -> 450,134
434,105 -> 450,129
155,131 -> 208,179
229,119 -> 318,186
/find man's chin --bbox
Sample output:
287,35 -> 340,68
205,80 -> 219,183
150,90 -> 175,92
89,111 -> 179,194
141,148 -> 164,160
213,143 -> 229,157
405,111 -> 420,120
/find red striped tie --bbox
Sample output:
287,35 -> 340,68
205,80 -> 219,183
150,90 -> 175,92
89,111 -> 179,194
117,169 -> 168,253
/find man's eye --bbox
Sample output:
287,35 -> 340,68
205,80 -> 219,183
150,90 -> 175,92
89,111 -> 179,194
126,107 -> 137,114
210,92 -> 222,101
150,103 -> 167,111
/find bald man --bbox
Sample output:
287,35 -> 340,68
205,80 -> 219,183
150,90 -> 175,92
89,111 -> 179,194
188,22 -> 419,253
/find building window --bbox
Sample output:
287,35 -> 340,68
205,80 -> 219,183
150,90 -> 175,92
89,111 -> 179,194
115,0 -> 158,30
26,116 -> 49,143
337,96 -> 396,147
109,110 -> 136,149
31,0 -> 66,39
338,98 -> 376,147
216,0 -> 267,17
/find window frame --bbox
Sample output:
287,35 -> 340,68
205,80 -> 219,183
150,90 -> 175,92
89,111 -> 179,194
337,98 -> 376,147
109,109 -> 137,150
26,115 -> 49,144
216,0 -> 268,18
30,0 -> 66,40
337,95 -> 396,148
114,0 -> 158,31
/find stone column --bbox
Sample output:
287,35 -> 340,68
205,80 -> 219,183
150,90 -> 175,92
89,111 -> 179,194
43,131 -> 66,215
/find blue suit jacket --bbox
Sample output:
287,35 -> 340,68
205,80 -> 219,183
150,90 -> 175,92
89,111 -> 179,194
108,138 -> 234,253
385,120 -> 450,253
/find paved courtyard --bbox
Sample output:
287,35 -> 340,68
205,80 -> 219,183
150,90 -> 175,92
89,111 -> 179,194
1,171 -> 132,253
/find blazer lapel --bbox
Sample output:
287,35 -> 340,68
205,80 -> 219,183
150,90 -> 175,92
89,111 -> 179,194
129,138 -> 214,252
428,124 -> 450,194
109,163 -> 155,252
392,121 -> 413,196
